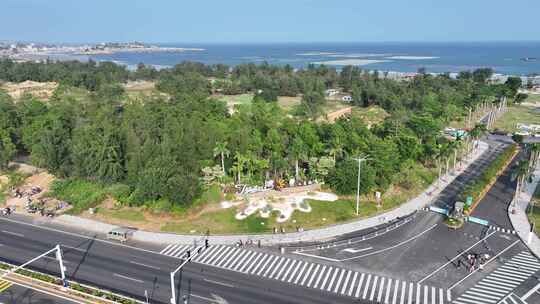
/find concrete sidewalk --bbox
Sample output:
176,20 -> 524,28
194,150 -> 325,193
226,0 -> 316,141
52,141 -> 489,246
508,160 -> 540,258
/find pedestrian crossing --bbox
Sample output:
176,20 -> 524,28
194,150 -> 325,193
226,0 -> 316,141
498,293 -> 527,304
453,251 -> 540,304
161,244 -> 450,304
0,280 -> 12,293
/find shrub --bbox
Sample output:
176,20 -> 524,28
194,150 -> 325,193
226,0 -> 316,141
461,144 -> 516,204
50,179 -> 107,214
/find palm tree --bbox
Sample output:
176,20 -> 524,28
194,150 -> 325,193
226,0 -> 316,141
512,159 -> 532,198
527,143 -> 540,167
213,141 -> 230,176
233,152 -> 248,184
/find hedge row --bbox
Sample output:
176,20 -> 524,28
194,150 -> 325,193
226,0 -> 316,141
461,144 -> 517,208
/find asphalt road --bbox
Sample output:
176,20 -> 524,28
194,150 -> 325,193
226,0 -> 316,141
0,217 -> 366,304
276,136 -> 539,302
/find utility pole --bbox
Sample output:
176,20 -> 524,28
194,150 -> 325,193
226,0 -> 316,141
170,243 -> 208,304
353,156 -> 369,216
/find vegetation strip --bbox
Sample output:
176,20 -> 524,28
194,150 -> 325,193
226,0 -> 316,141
462,144 -> 518,214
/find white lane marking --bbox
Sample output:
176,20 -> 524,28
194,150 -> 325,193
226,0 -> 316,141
448,240 -> 520,291
522,282 -> 540,300
1,230 -> 24,237
203,278 -> 235,288
191,293 -> 230,304
340,224 -> 438,262
418,229 -> 496,284
113,273 -> 144,283
293,251 -> 340,262
130,261 -> 161,270
342,247 -> 373,253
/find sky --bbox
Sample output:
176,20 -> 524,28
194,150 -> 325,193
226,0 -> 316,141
2,0 -> 540,44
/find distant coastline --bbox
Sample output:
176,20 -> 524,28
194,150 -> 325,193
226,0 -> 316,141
2,41 -> 540,76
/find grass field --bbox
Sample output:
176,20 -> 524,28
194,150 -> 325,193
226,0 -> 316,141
493,104 -> 540,133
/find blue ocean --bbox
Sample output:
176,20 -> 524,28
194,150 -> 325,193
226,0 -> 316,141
90,42 -> 540,76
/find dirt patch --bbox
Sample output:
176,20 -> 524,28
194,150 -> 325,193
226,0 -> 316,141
2,81 -> 58,100
4,171 -> 63,215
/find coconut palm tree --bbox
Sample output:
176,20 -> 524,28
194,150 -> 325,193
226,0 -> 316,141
232,152 -> 248,184
213,141 -> 230,176
512,159 -> 533,198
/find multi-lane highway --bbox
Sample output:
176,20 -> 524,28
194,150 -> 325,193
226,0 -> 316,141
0,215 -> 371,304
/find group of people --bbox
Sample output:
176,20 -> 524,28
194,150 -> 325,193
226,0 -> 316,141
236,239 -> 262,248
458,252 -> 490,273
0,206 -> 11,216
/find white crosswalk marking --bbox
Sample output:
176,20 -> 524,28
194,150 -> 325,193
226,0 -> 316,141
306,264 -> 320,287
355,273 -> 365,298
348,272 -> 358,296
293,262 -> 308,284
159,244 -> 447,303
363,274 -> 372,299
340,270 -> 352,294
453,251 -> 540,304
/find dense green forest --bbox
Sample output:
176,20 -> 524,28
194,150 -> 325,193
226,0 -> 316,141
0,58 -> 523,211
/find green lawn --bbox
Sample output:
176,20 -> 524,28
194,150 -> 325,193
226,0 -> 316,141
493,104 -> 540,133
161,208 -> 270,235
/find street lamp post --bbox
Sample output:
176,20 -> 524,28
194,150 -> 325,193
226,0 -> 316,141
353,156 -> 369,216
